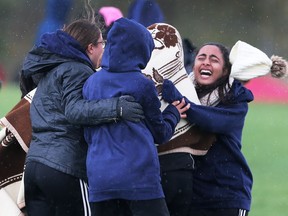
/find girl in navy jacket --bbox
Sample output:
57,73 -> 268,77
83,18 -> 188,216
162,42 -> 254,216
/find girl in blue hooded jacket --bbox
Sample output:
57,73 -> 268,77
161,42 -> 254,216
83,17 -> 188,216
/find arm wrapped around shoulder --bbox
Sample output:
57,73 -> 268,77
117,95 -> 145,122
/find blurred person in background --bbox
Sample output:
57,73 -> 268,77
34,0 -> 75,45
183,38 -> 197,74
0,64 -> 6,89
95,6 -> 123,40
127,0 -> 165,27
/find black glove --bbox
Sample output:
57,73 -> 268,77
117,95 -> 145,122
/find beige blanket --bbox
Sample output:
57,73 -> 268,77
0,88 -> 35,216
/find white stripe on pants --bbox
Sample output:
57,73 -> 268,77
80,179 -> 91,216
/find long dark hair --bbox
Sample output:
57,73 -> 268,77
192,42 -> 232,104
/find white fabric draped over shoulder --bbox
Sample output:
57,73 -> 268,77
142,23 -> 200,141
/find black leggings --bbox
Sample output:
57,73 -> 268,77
160,153 -> 195,216
90,198 -> 170,216
24,161 -> 90,216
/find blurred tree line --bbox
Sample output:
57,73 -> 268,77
0,0 -> 288,82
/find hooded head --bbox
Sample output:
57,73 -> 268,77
101,17 -> 154,72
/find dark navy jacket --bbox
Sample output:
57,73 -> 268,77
83,18 -> 180,202
187,80 -> 254,210
23,30 -> 119,180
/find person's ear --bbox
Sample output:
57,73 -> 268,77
86,43 -> 94,55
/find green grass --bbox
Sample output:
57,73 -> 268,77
0,83 -> 21,117
1,84 -> 288,215
243,103 -> 288,216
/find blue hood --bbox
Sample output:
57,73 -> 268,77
22,30 -> 93,78
101,17 -> 154,72
39,30 -> 92,65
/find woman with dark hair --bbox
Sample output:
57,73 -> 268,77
34,0 -> 75,45
143,21 -> 287,215
22,17 -> 144,216
161,42 -> 254,216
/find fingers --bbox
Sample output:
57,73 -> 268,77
174,98 -> 189,110
180,98 -> 190,111
180,113 -> 187,118
130,102 -> 143,111
121,95 -> 135,102
172,98 -> 190,119
133,108 -> 144,115
172,100 -> 180,106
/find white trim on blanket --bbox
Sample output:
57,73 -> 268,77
0,118 -> 28,153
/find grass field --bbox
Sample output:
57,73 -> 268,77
242,103 -> 288,216
1,83 -> 288,216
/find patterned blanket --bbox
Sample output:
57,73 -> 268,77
0,89 -> 35,216
142,23 -> 216,155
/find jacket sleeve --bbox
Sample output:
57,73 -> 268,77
141,81 -> 180,144
60,64 -> 118,125
185,100 -> 248,134
162,79 -> 184,103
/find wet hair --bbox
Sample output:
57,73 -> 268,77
63,0 -> 101,50
192,42 -> 232,104
63,19 -> 101,50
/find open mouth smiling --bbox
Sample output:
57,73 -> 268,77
200,69 -> 212,77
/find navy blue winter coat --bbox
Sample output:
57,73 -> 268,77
23,30 -> 119,180
83,18 -> 180,202
188,80 -> 254,211
162,79 -> 254,210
